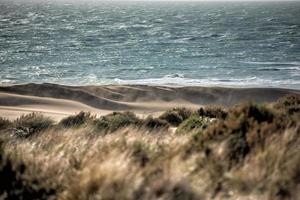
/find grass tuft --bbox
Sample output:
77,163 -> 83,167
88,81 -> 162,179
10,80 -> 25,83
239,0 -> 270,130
59,111 -> 95,128
13,113 -> 54,138
0,117 -> 12,130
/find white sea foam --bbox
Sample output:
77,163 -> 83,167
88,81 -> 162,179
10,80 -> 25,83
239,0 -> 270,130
112,76 -> 300,89
241,61 -> 300,66
0,79 -> 16,84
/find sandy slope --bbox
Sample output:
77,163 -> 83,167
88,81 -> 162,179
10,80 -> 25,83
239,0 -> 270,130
0,83 -> 299,121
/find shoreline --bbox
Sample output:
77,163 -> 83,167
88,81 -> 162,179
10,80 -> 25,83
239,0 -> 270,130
1,81 -> 300,90
0,83 -> 299,120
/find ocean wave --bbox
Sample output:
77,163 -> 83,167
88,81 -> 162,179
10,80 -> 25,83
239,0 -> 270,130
117,67 -> 155,72
258,66 -> 300,71
0,79 -> 16,84
241,61 -> 300,66
163,73 -> 185,78
111,76 -> 300,89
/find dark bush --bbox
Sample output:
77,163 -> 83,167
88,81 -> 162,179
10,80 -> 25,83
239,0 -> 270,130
197,106 -> 227,119
59,112 -> 94,128
94,112 -> 141,133
159,108 -> 193,126
274,95 -> 300,115
229,103 -> 274,123
14,113 -> 54,138
143,116 -> 169,130
0,117 -> 12,130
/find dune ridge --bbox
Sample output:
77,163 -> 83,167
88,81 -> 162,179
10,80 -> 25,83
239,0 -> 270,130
0,83 -> 299,120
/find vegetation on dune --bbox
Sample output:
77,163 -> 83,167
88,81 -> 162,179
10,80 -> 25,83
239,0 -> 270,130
197,105 -> 228,119
142,116 -> 169,130
274,94 -> 300,115
0,117 -> 12,130
183,97 -> 300,199
13,113 -> 54,138
159,107 -> 193,126
59,112 -> 95,128
0,94 -> 299,200
176,115 -> 211,134
94,111 -> 141,133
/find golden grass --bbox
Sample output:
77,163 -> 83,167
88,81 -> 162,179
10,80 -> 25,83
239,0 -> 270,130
0,95 -> 299,200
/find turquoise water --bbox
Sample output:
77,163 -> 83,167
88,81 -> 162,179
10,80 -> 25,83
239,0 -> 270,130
0,1 -> 300,88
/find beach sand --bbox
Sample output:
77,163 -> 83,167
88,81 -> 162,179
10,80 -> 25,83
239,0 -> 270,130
0,83 -> 299,121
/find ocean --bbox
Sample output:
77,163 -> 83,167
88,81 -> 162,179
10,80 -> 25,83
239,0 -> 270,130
0,0 -> 300,89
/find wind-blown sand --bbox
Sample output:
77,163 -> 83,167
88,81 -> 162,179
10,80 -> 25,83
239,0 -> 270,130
0,83 -> 299,120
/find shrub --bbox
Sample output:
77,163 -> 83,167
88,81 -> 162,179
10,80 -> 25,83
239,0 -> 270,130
229,103 -> 274,124
159,107 -> 193,126
94,112 -> 141,133
59,112 -> 94,128
186,103 -> 277,156
0,117 -> 12,130
197,106 -> 227,119
143,116 -> 169,130
13,113 -> 54,138
176,116 -> 210,134
274,94 -> 300,115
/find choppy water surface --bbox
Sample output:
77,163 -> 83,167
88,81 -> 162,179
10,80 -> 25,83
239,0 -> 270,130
1,1 -> 300,88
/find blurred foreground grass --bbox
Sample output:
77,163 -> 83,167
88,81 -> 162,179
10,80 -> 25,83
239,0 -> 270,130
0,95 -> 299,200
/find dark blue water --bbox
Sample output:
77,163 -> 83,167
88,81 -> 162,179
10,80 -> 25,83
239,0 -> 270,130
1,1 -> 300,88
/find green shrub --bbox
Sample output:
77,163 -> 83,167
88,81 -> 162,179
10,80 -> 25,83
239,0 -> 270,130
176,116 -> 210,134
0,117 -> 12,130
197,106 -> 227,119
159,107 -> 193,126
14,113 -> 54,138
59,112 -> 94,128
143,116 -> 169,130
94,112 -> 141,133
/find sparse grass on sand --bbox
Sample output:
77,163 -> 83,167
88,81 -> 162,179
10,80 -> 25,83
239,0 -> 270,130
0,95 -> 299,200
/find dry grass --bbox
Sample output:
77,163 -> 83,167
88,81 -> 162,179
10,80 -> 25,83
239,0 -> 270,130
0,117 -> 12,130
59,112 -> 95,128
0,95 -> 299,200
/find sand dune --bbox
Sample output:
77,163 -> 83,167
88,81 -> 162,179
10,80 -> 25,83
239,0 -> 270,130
0,83 -> 299,120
